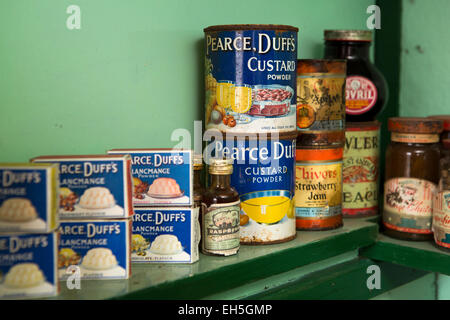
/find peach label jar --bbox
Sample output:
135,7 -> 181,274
383,117 -> 443,241
343,121 -> 380,218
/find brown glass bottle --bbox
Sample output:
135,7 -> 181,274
324,30 -> 388,122
383,117 -> 443,241
201,158 -> 240,256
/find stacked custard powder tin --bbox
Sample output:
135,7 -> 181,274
295,59 -> 347,230
204,24 -> 298,244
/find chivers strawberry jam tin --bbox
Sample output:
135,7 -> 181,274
295,146 -> 344,230
204,24 -> 298,134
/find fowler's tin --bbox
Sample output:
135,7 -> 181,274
296,59 -> 347,147
342,121 -> 380,218
204,24 -> 298,134
208,131 -> 297,244
295,146 -> 343,230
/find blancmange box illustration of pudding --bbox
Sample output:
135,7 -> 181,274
0,232 -> 59,299
31,155 -> 133,219
132,207 -> 199,263
108,149 -> 193,206
58,219 -> 131,280
0,164 -> 59,233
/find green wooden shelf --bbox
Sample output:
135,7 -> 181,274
49,219 -> 377,300
247,259 -> 429,300
361,233 -> 450,276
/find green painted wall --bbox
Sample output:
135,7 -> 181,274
399,0 -> 450,117
0,0 -> 373,162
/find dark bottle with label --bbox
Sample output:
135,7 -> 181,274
201,158 -> 240,256
324,30 -> 388,122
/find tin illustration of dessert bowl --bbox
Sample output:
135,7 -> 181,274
210,131 -> 297,244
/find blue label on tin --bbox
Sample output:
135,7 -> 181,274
211,138 -> 296,198
59,220 -> 130,279
0,233 -> 58,298
132,207 -> 198,263
0,168 -> 52,232
205,29 -> 298,133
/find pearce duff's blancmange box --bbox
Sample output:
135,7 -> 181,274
108,149 -> 193,207
0,163 -> 59,233
58,219 -> 131,280
31,155 -> 134,219
131,207 -> 199,263
0,232 -> 59,299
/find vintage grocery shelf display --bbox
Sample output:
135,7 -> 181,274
0,23 -> 449,301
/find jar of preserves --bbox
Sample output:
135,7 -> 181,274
383,117 -> 443,241
343,121 -> 380,218
201,158 -> 240,256
432,139 -> 450,251
323,30 -> 388,122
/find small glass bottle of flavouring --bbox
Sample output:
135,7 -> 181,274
432,139 -> 450,251
201,158 -> 240,256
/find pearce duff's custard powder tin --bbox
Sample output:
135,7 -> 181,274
204,24 -> 298,134
210,131 -> 297,244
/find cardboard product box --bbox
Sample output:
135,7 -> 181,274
132,207 -> 200,263
0,163 -> 59,233
0,232 -> 59,299
108,149 -> 193,207
31,155 -> 134,219
58,218 -> 131,280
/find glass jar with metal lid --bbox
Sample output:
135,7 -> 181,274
323,30 -> 388,122
383,117 -> 443,241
